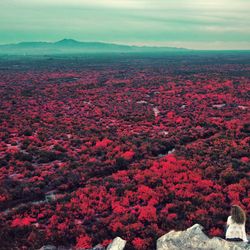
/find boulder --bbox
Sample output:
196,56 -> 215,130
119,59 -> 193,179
106,237 -> 126,250
157,224 -> 250,250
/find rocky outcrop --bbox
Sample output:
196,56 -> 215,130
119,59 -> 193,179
157,224 -> 250,250
38,224 -> 250,250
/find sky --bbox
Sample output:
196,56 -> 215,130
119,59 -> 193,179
0,0 -> 250,49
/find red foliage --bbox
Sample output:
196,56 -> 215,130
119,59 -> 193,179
75,235 -> 92,249
209,227 -> 223,236
95,138 -> 113,148
11,217 -> 36,227
0,56 -> 249,249
132,237 -> 150,250
121,150 -> 135,160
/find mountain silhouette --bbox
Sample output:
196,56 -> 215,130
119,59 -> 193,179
0,39 -> 188,55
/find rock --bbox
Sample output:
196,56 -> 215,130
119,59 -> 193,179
39,242 -> 105,250
106,237 -> 126,250
157,224 -> 250,250
92,244 -> 105,250
39,246 -> 57,250
136,100 -> 148,104
212,104 -> 226,109
57,246 -> 72,250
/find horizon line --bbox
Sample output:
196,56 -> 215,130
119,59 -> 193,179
0,38 -> 250,51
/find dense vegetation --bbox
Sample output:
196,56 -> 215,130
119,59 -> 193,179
0,53 -> 249,249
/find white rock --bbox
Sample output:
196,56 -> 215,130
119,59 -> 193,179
238,106 -> 247,110
153,107 -> 160,117
136,100 -> 148,104
212,104 -> 226,109
159,130 -> 169,136
168,148 -> 175,154
107,237 -> 126,250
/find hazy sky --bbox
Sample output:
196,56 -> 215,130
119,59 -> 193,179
1,0 -> 250,49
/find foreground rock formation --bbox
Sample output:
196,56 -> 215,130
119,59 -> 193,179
157,224 -> 250,250
39,224 -> 250,250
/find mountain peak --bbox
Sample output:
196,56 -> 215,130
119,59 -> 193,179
0,39 -> 189,55
55,39 -> 80,44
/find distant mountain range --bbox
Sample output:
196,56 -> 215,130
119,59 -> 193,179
0,39 -> 188,55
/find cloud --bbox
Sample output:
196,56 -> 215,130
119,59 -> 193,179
0,0 -> 249,49
7,0 -> 148,9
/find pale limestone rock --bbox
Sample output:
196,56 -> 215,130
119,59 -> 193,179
157,224 -> 250,250
106,237 -> 126,250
